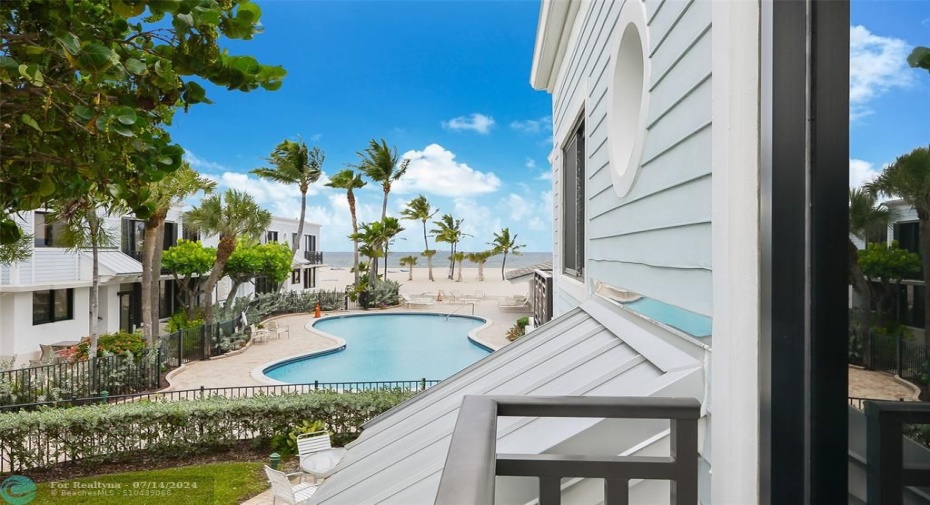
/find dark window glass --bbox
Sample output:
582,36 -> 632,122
292,269 -> 300,285
181,226 -> 200,242
33,212 -> 64,247
305,235 -> 317,252
562,120 -> 585,277
893,222 -> 921,280
163,222 -> 178,250
121,218 -> 146,255
266,231 -> 278,244
159,279 -> 177,319
304,268 -> 316,289
33,289 -> 73,325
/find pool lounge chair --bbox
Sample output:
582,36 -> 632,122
498,295 -> 531,312
402,294 -> 435,308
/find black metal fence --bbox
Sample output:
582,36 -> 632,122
0,315 -> 247,410
0,350 -> 163,408
850,332 -> 930,389
0,379 -> 441,412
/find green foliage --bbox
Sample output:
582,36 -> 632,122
270,419 -> 326,457
363,279 -> 401,308
0,0 -> 285,244
0,390 -> 413,472
162,239 -> 216,276
217,290 -> 347,324
506,322 -> 526,342
858,241 -> 921,283
75,332 -> 146,359
225,242 -> 293,284
0,230 -> 31,265
908,46 -> 930,73
166,310 -> 204,333
517,316 -> 530,328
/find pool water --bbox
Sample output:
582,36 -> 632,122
263,313 -> 490,383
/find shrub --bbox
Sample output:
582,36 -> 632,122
0,389 -> 413,472
74,332 -> 146,360
271,419 -> 326,457
166,310 -> 205,333
517,316 -> 530,328
506,322 -> 526,342
364,279 -> 400,308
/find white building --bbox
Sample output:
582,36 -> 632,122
0,209 -> 323,366
308,1 -> 871,504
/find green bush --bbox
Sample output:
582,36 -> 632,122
74,332 -> 146,359
516,316 -> 530,328
0,389 -> 413,472
166,310 -> 204,333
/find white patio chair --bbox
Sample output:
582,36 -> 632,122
250,324 -> 271,344
264,466 -> 317,505
297,431 -> 346,483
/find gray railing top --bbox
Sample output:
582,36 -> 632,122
435,395 -> 701,505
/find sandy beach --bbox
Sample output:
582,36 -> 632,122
315,266 -> 532,300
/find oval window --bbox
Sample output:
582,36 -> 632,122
607,3 -> 650,197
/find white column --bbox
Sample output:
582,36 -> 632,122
711,0 -> 762,502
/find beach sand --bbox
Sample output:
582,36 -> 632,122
315,266 -> 532,300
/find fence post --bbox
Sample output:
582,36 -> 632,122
314,380 -> 319,391
896,335 -> 903,377
421,378 -> 426,391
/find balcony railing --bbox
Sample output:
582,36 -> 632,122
866,400 -> 930,504
304,250 -> 323,265
435,396 -> 701,505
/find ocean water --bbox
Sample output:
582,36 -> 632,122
319,251 -> 553,269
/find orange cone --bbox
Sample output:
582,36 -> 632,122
314,303 -> 321,318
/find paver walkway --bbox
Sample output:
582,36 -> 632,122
848,366 -> 922,401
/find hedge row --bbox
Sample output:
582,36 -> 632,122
0,389 -> 413,473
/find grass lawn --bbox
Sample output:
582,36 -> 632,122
30,461 -> 267,504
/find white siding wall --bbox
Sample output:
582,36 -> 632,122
0,288 -> 90,363
550,0 -> 712,317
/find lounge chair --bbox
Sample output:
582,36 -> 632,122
268,321 -> 290,339
402,294 -> 435,308
297,431 -> 347,483
498,295 -> 531,312
264,465 -> 318,504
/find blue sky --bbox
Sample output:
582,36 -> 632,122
170,1 -> 930,252
172,0 -> 553,253
849,2 -> 930,188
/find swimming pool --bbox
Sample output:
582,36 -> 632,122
262,313 -> 491,384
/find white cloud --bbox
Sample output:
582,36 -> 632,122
310,133 -> 322,142
510,115 -> 552,134
500,192 -> 551,232
850,25 -> 914,121
850,158 -> 879,189
183,150 -> 228,172
537,171 -> 552,181
525,158 -> 536,169
442,113 -> 495,134
209,171 -> 332,220
393,144 -> 501,197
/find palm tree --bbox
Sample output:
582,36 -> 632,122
184,190 -> 271,326
355,139 -> 410,221
141,163 -> 215,345
400,195 -> 439,281
451,252 -> 466,282
380,217 -> 405,281
53,197 -> 117,359
326,169 -> 366,285
252,139 -> 323,254
431,214 -> 466,280
355,139 -> 409,278
467,250 -> 494,281
868,146 -> 930,332
848,188 -> 895,361
351,221 -> 385,280
491,227 -> 525,280
400,255 -> 418,281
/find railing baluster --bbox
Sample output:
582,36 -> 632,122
604,479 -> 629,505
539,477 -> 562,505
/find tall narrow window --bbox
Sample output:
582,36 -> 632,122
562,120 -> 585,277
304,268 -> 316,289
33,211 -> 64,247
266,231 -> 278,244
305,235 -> 316,252
292,269 -> 301,285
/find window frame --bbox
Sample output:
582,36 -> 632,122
266,231 -> 279,244
32,288 -> 74,325
304,268 -> 316,289
291,269 -> 301,285
561,117 -> 586,279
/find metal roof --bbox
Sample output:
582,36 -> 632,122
308,298 -> 704,505
504,260 -> 552,281
88,250 -> 143,276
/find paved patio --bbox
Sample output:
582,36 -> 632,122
848,366 -> 922,401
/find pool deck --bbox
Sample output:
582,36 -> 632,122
165,300 -> 526,391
